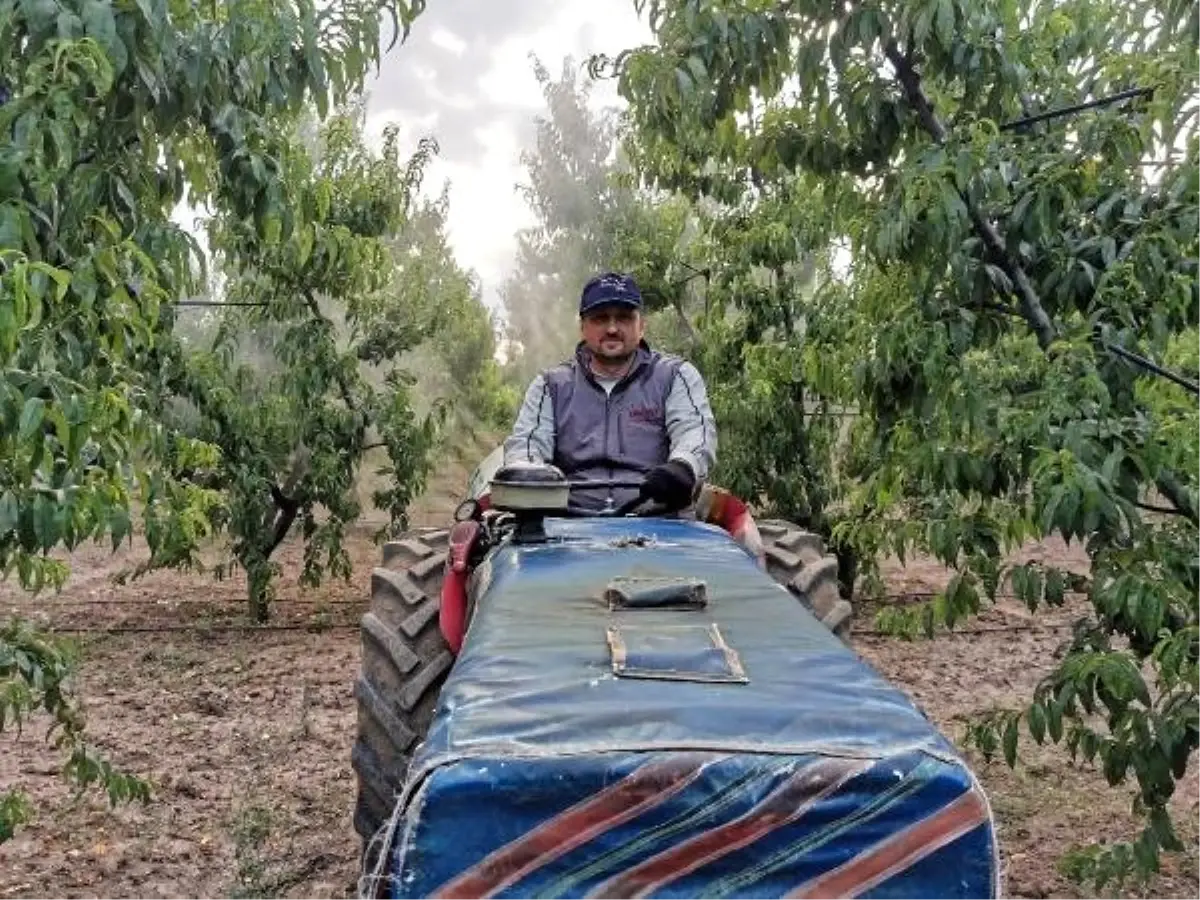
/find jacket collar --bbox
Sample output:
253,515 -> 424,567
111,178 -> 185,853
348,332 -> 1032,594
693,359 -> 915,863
573,340 -> 654,387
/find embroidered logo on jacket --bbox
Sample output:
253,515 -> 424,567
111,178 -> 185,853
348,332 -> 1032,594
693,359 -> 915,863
628,405 -> 663,425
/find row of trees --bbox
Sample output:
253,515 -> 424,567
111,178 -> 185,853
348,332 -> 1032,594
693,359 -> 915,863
501,0 -> 1196,890
1,0 -> 513,843
3,0 -> 1195,886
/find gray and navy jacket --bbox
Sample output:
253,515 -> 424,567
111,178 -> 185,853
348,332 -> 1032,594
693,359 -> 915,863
503,341 -> 718,512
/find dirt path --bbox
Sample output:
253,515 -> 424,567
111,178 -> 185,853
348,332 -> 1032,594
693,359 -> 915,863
2,521 -> 1196,898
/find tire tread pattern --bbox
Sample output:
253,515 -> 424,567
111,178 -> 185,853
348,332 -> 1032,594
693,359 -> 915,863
352,527 -> 452,868
758,519 -> 853,638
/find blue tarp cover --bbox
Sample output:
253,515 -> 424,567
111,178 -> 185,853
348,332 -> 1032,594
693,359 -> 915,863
382,518 -> 999,898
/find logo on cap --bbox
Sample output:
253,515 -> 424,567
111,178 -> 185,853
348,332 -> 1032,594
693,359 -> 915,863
580,272 -> 643,314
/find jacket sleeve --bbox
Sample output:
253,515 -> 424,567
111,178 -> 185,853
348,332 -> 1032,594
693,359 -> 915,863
503,373 -> 556,465
664,361 -> 717,482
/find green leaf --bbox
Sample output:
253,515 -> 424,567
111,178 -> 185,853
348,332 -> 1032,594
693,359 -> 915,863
19,0 -> 59,33
1002,715 -> 1019,767
1010,192 -> 1033,228
32,494 -> 58,552
1027,701 -> 1046,743
109,506 -> 131,551
935,0 -> 955,47
133,0 -> 156,28
0,202 -> 28,252
18,398 -> 45,443
0,492 -> 18,534
81,0 -> 123,72
984,263 -> 1013,294
56,7 -> 82,37
1046,697 -> 1064,743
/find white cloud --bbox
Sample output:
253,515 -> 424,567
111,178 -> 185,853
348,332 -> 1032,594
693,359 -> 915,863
364,1 -> 652,314
429,27 -> 468,56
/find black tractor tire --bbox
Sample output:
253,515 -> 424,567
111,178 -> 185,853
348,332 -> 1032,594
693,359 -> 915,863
757,520 -> 854,640
352,527 -> 454,871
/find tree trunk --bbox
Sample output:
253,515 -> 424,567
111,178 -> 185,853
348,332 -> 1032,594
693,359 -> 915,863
248,565 -> 271,624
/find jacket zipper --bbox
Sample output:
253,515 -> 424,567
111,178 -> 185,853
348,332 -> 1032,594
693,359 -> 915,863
582,353 -> 645,511
603,391 -> 614,509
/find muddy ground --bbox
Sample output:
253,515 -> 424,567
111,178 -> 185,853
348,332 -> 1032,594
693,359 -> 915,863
1,494 -> 1197,898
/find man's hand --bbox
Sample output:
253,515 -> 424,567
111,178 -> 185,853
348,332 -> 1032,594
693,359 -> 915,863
640,460 -> 696,511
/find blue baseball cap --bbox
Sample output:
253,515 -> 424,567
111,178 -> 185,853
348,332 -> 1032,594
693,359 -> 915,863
580,272 -> 643,315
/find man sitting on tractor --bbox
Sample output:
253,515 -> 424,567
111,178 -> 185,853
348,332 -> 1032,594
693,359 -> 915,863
503,271 -> 717,515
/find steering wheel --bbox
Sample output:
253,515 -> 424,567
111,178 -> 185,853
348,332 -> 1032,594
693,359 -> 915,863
561,477 -> 673,518
611,494 -> 669,517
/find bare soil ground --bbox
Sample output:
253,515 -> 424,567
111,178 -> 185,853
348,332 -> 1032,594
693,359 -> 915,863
2,483 -> 1197,898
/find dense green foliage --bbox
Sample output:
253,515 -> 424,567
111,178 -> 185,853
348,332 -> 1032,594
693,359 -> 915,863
589,0 -> 1198,887
1,0 -> 432,843
158,107 -> 446,620
1,619 -> 150,840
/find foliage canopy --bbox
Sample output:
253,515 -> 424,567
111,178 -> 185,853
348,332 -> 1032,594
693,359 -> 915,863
1,0 -> 436,842
589,0 -> 1198,887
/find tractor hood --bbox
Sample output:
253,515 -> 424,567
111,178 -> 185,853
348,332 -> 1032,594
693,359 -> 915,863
375,517 -> 999,898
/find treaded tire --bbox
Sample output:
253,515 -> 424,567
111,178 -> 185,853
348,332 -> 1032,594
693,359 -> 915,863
758,520 -> 854,640
352,527 -> 454,871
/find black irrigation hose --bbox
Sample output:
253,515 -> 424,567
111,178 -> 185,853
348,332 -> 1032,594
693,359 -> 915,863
999,86 -> 1156,131
854,622 -> 1075,636
49,621 -> 361,635
859,590 -> 1086,603
17,590 -> 1089,610
1103,340 -> 1200,395
8,595 -> 366,608
35,593 -> 1085,637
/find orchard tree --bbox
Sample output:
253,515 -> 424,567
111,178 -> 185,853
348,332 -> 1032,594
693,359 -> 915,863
1,0 -> 429,842
598,0 -> 1198,887
614,110 -> 858,588
385,182 -> 517,434
158,108 -> 444,622
501,52 -> 713,408
501,55 -> 624,378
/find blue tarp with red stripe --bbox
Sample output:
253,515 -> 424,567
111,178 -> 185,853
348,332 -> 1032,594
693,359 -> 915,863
380,517 -> 999,898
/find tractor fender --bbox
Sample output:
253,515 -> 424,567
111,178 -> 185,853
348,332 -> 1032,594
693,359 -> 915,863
696,485 -> 766,566
440,519 -> 481,653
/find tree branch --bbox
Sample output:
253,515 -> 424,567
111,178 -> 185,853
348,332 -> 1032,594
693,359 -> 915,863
672,297 -> 699,346
1102,340 -> 1200,395
883,40 -> 1057,350
302,289 -> 362,418
265,443 -> 309,555
999,86 -> 1155,132
266,502 -> 298,556
1154,472 -> 1199,526
882,37 -> 1199,528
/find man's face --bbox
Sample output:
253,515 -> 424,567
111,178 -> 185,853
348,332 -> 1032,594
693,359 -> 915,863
580,304 -> 645,363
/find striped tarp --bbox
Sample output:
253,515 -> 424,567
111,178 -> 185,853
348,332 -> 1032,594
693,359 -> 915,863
386,749 -> 994,898
374,517 -> 999,898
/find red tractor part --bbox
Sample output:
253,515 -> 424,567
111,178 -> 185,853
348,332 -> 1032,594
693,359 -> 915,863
440,520 -> 482,653
696,485 -> 766,565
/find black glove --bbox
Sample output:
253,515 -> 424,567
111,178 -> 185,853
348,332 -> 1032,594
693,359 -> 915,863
640,460 -> 697,511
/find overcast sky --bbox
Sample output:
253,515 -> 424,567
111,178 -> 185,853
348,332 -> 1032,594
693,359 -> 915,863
361,0 -> 652,315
